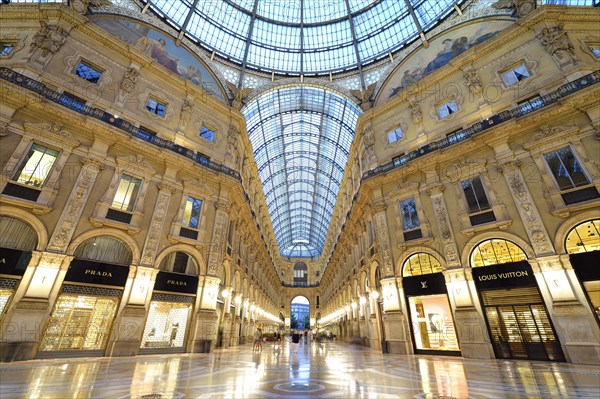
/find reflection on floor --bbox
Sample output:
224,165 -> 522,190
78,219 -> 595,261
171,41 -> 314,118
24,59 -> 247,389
0,340 -> 599,398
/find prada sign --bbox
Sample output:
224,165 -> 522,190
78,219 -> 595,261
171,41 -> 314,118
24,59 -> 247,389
472,261 -> 537,290
403,272 -> 447,296
154,271 -> 198,294
570,252 -> 600,282
65,259 -> 129,286
0,248 -> 32,276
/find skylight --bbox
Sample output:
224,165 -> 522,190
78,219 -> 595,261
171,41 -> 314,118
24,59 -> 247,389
242,86 -> 361,258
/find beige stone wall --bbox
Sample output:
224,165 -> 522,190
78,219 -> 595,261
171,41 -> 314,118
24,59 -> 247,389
319,6 -> 600,364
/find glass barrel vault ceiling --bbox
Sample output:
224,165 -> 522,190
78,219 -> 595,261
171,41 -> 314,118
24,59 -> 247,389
142,0 -> 463,76
242,86 -> 361,258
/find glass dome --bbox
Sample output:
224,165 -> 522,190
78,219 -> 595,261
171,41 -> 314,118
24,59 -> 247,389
142,0 -> 464,76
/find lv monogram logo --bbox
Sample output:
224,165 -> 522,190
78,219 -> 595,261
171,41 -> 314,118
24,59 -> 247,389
420,281 -> 427,289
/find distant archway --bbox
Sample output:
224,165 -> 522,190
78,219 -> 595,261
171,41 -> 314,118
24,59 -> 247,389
290,295 -> 310,330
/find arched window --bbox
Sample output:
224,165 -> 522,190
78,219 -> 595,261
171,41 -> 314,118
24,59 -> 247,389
159,252 -> 199,275
470,239 -> 526,267
294,262 -> 308,284
0,216 -> 38,251
565,220 -> 600,254
402,253 -> 442,276
74,236 -> 132,265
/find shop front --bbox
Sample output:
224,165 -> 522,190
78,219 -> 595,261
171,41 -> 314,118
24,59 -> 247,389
0,216 -> 38,321
139,270 -> 198,354
473,260 -> 565,361
37,258 -> 129,358
0,248 -> 31,320
402,253 -> 460,355
565,219 -> 600,324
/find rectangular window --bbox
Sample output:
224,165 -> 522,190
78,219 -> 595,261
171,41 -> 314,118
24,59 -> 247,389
182,197 -> 202,229
13,143 -> 59,188
145,97 -> 167,117
543,147 -> 591,191
111,174 -> 142,212
0,44 -> 14,56
199,126 -> 216,142
501,63 -> 530,86
591,46 -> 600,59
461,176 -> 491,213
387,127 -> 403,144
401,198 -> 420,230
75,61 -> 102,84
437,99 -> 458,119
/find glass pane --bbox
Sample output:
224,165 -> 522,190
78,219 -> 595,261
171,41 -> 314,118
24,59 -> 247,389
14,144 -> 59,187
0,289 -> 14,318
408,295 -> 459,351
111,175 -> 142,212
544,147 -> 590,190
401,198 -> 420,230
182,197 -> 202,229
40,294 -> 119,351
565,220 -> 600,253
470,239 -> 527,267
141,301 -> 192,349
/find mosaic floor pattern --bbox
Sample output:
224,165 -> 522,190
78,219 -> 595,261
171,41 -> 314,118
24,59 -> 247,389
0,340 -> 599,398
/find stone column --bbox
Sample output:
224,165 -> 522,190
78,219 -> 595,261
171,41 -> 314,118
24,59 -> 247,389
207,201 -> 230,276
425,177 -> 495,358
380,277 -> 411,354
190,276 -> 220,353
0,252 -> 71,361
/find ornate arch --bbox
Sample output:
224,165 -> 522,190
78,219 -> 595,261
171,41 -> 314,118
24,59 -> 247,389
369,259 -> 381,290
461,231 -> 535,268
554,210 -> 600,254
0,206 -> 48,250
154,244 -> 206,275
67,227 -> 141,265
396,246 -> 447,276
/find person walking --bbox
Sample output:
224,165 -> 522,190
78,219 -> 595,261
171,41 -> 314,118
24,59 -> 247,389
292,329 -> 300,353
253,328 -> 263,351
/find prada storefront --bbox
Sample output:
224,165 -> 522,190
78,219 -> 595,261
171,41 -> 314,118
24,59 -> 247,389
471,239 -> 564,362
0,216 -> 38,321
140,270 -> 198,354
402,253 -> 461,355
37,258 -> 129,358
37,236 -> 133,358
140,252 -> 200,353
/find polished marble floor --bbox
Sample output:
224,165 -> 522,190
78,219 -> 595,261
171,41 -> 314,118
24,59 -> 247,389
0,340 -> 599,399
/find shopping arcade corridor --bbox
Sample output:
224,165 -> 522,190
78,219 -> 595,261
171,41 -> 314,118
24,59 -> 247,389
0,339 -> 599,399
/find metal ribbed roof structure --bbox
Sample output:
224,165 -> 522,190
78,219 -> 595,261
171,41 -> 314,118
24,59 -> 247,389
243,86 -> 361,257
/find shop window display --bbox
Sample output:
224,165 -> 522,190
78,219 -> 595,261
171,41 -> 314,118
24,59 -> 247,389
408,295 -> 459,352
141,301 -> 191,348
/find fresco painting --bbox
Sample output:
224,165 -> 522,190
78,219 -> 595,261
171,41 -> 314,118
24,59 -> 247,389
378,19 -> 514,103
92,17 -> 225,102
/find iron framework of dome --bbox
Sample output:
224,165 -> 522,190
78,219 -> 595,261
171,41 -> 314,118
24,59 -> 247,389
140,0 -> 464,77
242,86 -> 361,258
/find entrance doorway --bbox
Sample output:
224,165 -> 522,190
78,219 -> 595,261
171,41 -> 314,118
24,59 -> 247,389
290,296 -> 310,330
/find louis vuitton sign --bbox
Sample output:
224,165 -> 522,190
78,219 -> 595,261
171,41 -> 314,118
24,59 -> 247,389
403,272 -> 447,296
64,259 -> 129,286
472,261 -> 537,290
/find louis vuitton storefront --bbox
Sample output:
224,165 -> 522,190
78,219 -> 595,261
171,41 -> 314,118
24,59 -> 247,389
470,239 -> 565,362
402,253 -> 461,355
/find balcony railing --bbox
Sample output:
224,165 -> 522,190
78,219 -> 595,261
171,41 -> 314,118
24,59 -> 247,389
364,70 -> 600,180
0,67 -> 240,181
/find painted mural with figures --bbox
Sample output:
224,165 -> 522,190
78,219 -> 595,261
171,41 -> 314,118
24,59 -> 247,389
377,18 -> 515,104
92,17 -> 225,102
